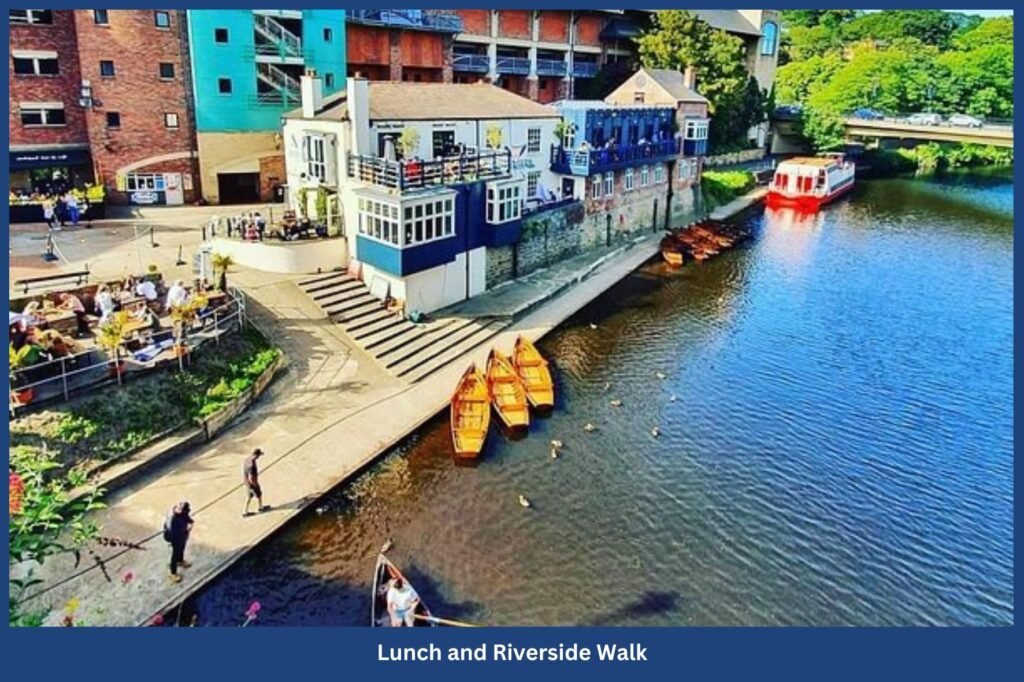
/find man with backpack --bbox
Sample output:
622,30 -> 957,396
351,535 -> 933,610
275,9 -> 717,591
163,501 -> 194,583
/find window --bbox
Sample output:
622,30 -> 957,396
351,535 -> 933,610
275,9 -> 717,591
218,78 -> 232,94
684,119 -> 709,141
760,21 -> 778,56
403,197 -> 455,245
640,165 -> 650,187
527,127 -> 541,153
126,173 -> 166,192
487,180 -> 523,224
214,28 -> 229,43
12,52 -> 59,76
154,11 -> 171,29
654,164 -> 664,184
603,172 -> 614,196
526,171 -> 541,200
678,160 -> 690,180
323,27 -> 333,42
20,103 -> 65,127
624,168 -> 634,192
633,92 -> 645,104
10,10 -> 53,25
590,175 -> 602,199
94,10 -> 109,25
106,111 -> 121,128
159,62 -> 175,79
358,198 -> 401,246
325,73 -> 335,89
303,135 -> 327,182
99,60 -> 115,77
562,122 -> 575,150
164,112 -> 179,128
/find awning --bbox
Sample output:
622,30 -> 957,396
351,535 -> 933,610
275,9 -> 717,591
10,147 -> 91,170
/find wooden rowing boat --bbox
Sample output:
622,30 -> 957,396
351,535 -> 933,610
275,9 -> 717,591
486,348 -> 530,429
371,553 -> 434,627
660,235 -> 685,267
512,336 -> 555,410
450,363 -> 490,459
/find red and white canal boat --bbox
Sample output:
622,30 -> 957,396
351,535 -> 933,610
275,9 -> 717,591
767,154 -> 856,209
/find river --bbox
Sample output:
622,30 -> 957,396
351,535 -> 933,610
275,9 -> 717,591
187,169 -> 1013,626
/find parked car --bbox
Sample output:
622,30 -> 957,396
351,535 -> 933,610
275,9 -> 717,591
906,113 -> 943,126
850,107 -> 886,120
947,113 -> 984,128
774,104 -> 803,118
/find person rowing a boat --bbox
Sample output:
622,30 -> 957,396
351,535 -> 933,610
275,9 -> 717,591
386,577 -> 420,627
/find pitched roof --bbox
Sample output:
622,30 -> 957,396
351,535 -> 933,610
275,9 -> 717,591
285,81 -> 558,122
642,68 -> 709,105
690,10 -> 761,36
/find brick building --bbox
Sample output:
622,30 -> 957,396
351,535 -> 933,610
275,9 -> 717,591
345,10 -> 458,83
9,9 -> 200,205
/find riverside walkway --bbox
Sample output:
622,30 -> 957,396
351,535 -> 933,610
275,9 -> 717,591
16,233 -> 661,626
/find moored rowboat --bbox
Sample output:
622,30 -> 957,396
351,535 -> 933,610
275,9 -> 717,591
512,336 -> 555,410
371,553 -> 434,627
450,363 -> 490,459
486,348 -> 530,429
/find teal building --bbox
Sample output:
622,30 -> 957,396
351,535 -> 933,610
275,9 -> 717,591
187,9 -> 345,203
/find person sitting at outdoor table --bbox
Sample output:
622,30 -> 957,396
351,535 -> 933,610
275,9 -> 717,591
10,322 -> 28,351
165,279 -> 189,311
244,222 -> 259,241
21,300 -> 46,328
58,292 -> 90,338
136,278 -> 158,304
254,213 -> 267,241
95,284 -> 115,324
130,302 -> 161,331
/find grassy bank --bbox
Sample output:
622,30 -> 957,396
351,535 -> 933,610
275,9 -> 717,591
9,325 -> 281,477
701,170 -> 756,211
862,143 -> 1013,176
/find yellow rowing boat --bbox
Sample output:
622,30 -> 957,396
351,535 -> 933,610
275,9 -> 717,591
486,348 -> 530,430
512,336 -> 555,410
450,364 -> 490,459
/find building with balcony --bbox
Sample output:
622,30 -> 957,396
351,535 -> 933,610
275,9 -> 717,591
345,10 -> 461,84
282,75 -> 559,314
187,9 -> 346,204
9,9 -> 200,206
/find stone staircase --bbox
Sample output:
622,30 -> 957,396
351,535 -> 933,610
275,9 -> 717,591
297,272 -> 510,383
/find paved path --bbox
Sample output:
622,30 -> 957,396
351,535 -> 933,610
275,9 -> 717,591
16,230 -> 660,626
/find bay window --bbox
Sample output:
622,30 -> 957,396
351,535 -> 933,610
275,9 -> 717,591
487,179 -> 523,224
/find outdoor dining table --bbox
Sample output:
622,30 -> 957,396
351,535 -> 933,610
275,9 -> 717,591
38,309 -> 78,336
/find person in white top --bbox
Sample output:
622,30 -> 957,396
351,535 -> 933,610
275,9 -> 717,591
136,279 -> 158,302
386,577 -> 420,627
95,284 -> 115,323
165,280 -> 189,311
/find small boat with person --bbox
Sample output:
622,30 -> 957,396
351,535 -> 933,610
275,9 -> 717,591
371,550 -> 434,627
512,336 -> 555,410
450,364 -> 490,460
767,153 -> 855,210
486,348 -> 530,430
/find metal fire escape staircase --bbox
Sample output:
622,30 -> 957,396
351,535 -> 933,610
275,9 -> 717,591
254,13 -> 303,59
255,62 -> 301,106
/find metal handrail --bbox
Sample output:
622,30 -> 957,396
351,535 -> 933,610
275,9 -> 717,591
347,149 -> 513,191
453,54 -> 490,72
254,12 -> 302,58
347,9 -> 463,32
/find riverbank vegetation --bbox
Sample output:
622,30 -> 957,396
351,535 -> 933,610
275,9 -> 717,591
638,10 -> 770,153
9,325 -> 281,626
863,143 -> 1013,176
701,170 -> 756,210
776,11 -> 1013,151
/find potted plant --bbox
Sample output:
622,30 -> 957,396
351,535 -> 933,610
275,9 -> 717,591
9,343 -> 39,404
144,263 -> 161,284
211,253 -> 234,292
95,311 -> 128,384
170,296 -> 207,366
397,127 -> 421,159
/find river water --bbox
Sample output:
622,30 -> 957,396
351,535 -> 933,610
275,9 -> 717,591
189,169 -> 1013,626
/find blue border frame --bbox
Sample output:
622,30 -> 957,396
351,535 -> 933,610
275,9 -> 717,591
3,3 -> 1019,682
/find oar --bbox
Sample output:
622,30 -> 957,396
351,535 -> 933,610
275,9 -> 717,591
414,613 -> 480,627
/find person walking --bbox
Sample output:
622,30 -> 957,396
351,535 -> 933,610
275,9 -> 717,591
242,448 -> 268,517
42,197 -> 58,231
163,501 -> 194,583
64,191 -> 80,226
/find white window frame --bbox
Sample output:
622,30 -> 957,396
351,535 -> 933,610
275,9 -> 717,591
487,179 -> 523,225
760,21 -> 778,56
590,175 -> 602,199
164,112 -> 180,129
358,197 -> 402,246
563,123 -> 575,150
640,165 -> 650,187
125,173 -> 166,192
302,134 -> 327,183
404,195 -> 455,245
624,167 -> 634,192
527,127 -> 542,153
10,10 -> 53,25
678,160 -> 690,181
684,119 -> 709,141
19,102 -> 65,127
654,164 -> 664,184
526,171 -> 541,200
94,10 -> 109,25
603,172 -> 614,196
12,51 -> 59,76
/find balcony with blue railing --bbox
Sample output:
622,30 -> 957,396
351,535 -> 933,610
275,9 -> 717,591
572,61 -> 600,78
453,54 -> 490,73
536,58 -> 567,78
496,56 -> 531,76
347,148 -> 512,192
550,139 -> 681,176
347,9 -> 463,33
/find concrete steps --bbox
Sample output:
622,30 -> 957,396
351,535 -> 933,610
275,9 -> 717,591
296,272 -> 511,383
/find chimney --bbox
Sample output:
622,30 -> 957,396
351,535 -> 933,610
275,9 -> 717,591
347,74 -> 371,156
301,69 -> 323,119
683,66 -> 697,92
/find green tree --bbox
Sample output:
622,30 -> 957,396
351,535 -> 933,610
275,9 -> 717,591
839,10 -> 959,48
637,10 -> 767,151
953,16 -> 1013,49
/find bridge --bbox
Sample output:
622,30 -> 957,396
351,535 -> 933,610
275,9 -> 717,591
844,118 -> 1014,148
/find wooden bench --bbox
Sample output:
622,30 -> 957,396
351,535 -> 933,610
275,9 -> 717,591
14,270 -> 90,295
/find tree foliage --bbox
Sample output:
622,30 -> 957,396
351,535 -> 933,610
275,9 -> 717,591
637,10 -> 769,151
